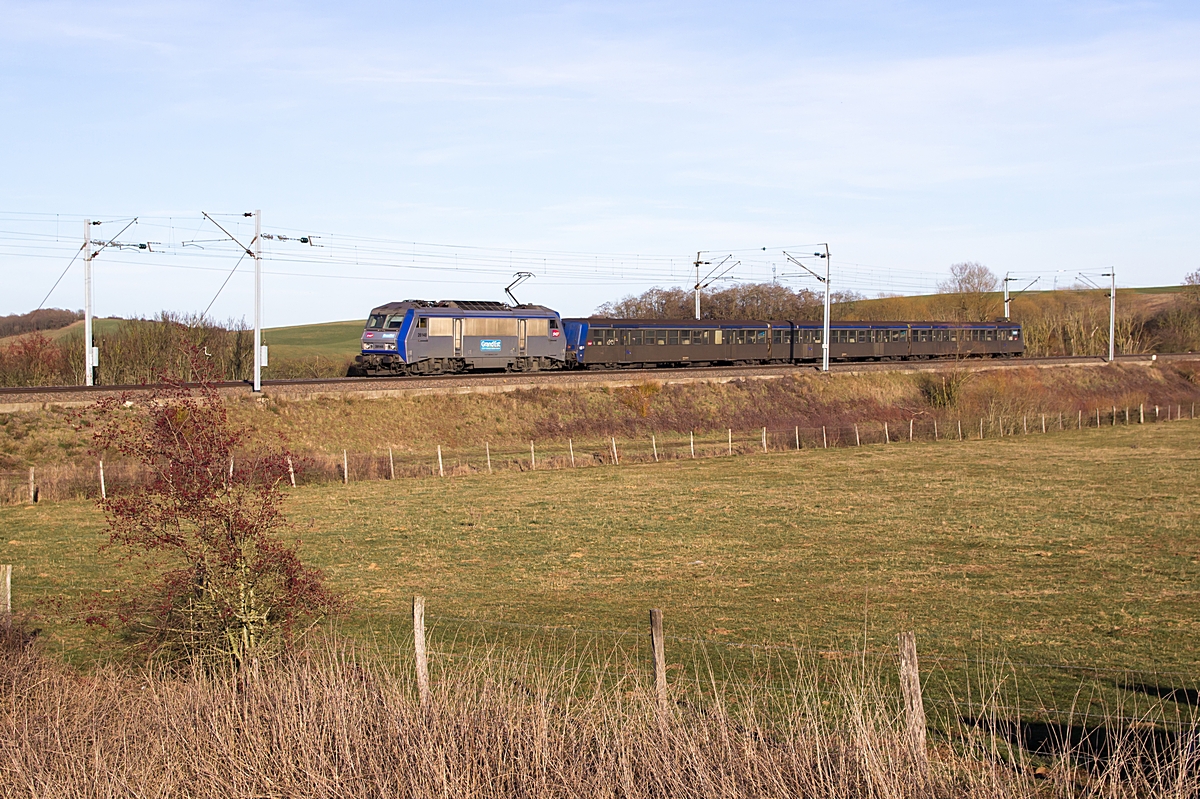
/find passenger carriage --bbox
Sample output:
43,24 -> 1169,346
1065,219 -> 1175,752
562,319 -> 1022,368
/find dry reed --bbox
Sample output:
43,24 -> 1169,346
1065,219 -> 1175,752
0,623 -> 1195,798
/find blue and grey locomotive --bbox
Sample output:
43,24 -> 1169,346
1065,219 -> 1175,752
351,300 -> 565,376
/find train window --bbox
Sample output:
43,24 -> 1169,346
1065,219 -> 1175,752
986,330 -> 994,341
813,331 -> 822,343
629,330 -> 642,346
668,330 -> 680,345
586,328 -> 606,345
1013,329 -> 1021,340
427,317 -> 454,337
713,330 -> 723,345
549,319 -> 559,330
367,314 -> 387,329
386,315 -> 404,330
416,317 -> 427,329
694,330 -> 707,344
680,331 -> 691,345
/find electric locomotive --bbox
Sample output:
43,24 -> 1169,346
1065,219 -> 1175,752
351,300 -> 566,376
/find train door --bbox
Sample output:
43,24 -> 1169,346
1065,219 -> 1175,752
518,319 -> 527,355
453,319 -> 463,357
873,330 -> 885,358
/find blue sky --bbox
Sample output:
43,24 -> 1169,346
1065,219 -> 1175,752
2,1 -> 1198,324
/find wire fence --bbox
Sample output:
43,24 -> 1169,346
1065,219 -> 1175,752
365,606 -> 1200,732
3,400 -> 1197,504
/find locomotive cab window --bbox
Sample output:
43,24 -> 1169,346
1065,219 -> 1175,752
367,314 -> 387,329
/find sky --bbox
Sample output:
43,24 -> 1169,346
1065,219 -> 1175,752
1,0 -> 1198,324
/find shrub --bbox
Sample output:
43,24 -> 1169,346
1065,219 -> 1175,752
87,354 -> 342,667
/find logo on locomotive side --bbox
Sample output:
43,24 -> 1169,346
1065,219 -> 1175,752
480,339 -> 502,351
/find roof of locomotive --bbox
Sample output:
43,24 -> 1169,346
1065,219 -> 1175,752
367,300 -> 558,316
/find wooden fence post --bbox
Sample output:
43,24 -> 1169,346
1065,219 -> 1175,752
611,437 -> 619,465
898,631 -> 928,775
884,421 -> 890,443
1112,406 -> 1116,426
437,446 -> 444,478
28,468 -> 35,504
822,426 -> 828,449
650,608 -> 668,725
909,419 -> 914,442
727,429 -> 732,456
1,565 -> 10,615
1140,404 -> 1144,424
413,595 -> 430,710
761,427 -> 767,453
1077,410 -> 1082,430
343,450 -> 349,484
530,441 -> 536,470
958,419 -> 962,440
933,419 -> 938,441
998,416 -> 1002,438
99,460 -> 107,500
387,448 -> 394,481
567,439 -> 573,467
855,424 -> 860,446
795,426 -> 800,450
980,419 -> 984,439
1155,405 -> 1159,420
1023,415 -> 1028,434
1096,408 -> 1100,427
690,431 -> 695,458
652,435 -> 659,462
1059,412 -> 1063,430
1041,414 -> 1046,434
287,456 -> 296,488
487,442 -> 493,473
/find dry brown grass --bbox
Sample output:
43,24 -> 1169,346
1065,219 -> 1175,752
1,624 -> 1196,798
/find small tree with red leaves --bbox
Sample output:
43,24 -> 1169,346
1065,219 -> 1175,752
88,355 -> 341,667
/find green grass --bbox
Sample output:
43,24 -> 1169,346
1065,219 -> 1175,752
262,319 -> 364,362
4,421 -> 1199,724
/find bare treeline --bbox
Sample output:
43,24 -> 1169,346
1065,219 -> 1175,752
0,308 -> 82,339
601,277 -> 1200,356
595,283 -> 862,320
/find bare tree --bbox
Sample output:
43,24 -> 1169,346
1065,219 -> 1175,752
937,262 -> 999,294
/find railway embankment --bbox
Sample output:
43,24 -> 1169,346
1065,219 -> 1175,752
1,358 -> 1198,479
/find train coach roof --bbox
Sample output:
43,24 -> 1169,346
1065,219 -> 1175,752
571,318 -> 1019,327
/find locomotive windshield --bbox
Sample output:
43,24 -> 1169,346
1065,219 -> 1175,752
366,314 -> 387,329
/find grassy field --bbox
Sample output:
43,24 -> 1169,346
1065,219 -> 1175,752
262,319 -> 364,362
3,419 -> 1198,720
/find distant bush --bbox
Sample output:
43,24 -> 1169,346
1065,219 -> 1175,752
0,312 -> 257,387
916,370 -> 969,408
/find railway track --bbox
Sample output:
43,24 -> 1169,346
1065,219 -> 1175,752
0,353 -> 1194,409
